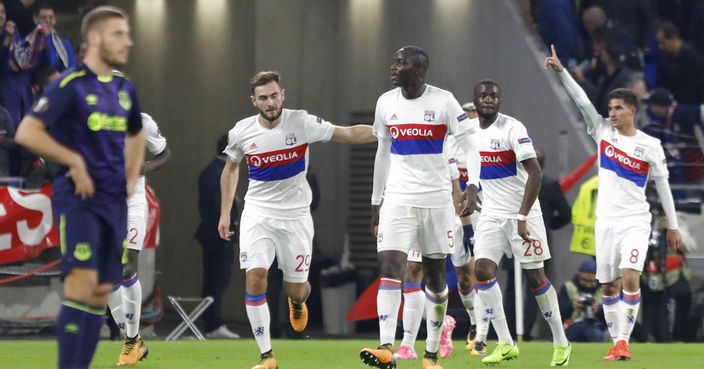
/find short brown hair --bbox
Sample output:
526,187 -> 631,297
608,88 -> 639,111
250,71 -> 281,94
81,6 -> 128,38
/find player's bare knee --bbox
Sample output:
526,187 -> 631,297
404,261 -> 423,282
91,283 -> 113,306
422,258 -> 446,292
123,250 -> 140,276
474,258 -> 497,282
523,268 -> 546,289
601,281 -> 620,296
63,269 -> 99,302
378,251 -> 406,280
246,268 -> 268,294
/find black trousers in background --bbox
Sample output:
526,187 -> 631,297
199,237 -> 235,333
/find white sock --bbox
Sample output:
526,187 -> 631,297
458,285 -> 477,325
602,294 -> 621,343
618,289 -> 641,343
108,285 -> 126,337
245,293 -> 271,354
121,274 -> 142,338
532,279 -> 569,346
476,278 -> 514,346
474,289 -> 489,342
378,278 -> 402,347
400,283 -> 424,348
424,286 -> 448,354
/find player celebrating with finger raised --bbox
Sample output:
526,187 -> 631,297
545,44 -> 681,361
470,79 -> 571,367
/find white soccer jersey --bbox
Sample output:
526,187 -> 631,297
590,116 -> 668,222
475,113 -> 541,218
224,109 -> 335,219
446,135 -> 470,190
557,70 -> 670,223
373,85 -> 476,208
134,113 -> 168,190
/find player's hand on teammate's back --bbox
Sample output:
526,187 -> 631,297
666,229 -> 682,250
543,44 -> 564,73
67,158 -> 94,199
370,204 -> 381,237
517,219 -> 533,242
218,214 -> 233,241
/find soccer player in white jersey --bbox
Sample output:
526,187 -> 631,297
360,46 -> 481,369
545,45 -> 681,361
218,71 -> 376,369
394,126 -> 483,361
109,112 -> 170,366
470,79 -> 571,366
393,142 -> 465,361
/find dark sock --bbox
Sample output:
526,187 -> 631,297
57,300 -> 105,369
77,307 -> 105,368
57,302 -> 86,369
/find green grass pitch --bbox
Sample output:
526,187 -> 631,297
1,339 -> 702,369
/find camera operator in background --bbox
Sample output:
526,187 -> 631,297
641,210 -> 697,342
558,260 -> 606,342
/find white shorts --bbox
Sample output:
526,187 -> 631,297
377,204 -> 455,259
407,218 -> 472,267
126,177 -> 147,251
474,214 -> 550,268
238,210 -> 314,283
594,218 -> 651,283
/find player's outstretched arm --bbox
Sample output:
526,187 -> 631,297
15,116 -> 94,198
544,44 -> 602,135
653,176 -> 682,249
370,137 -> 391,236
142,146 -> 172,174
218,157 -> 240,241
517,158 -> 543,241
125,130 -> 146,197
331,124 -> 377,144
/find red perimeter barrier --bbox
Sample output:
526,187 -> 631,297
0,184 -> 161,265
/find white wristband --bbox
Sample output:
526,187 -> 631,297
516,214 -> 528,221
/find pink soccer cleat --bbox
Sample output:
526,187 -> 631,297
393,345 -> 418,360
438,315 -> 456,359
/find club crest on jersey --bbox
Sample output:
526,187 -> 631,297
285,133 -> 297,146
424,110 -> 435,122
490,139 -> 501,150
634,147 -> 644,158
240,252 -> 247,262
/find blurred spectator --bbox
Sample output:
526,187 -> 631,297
655,21 -> 704,105
641,88 -> 704,184
3,0 -> 35,37
34,3 -> 74,72
0,104 -> 16,177
580,6 -> 640,70
579,0 -> 654,50
688,0 -> 704,57
574,28 -> 637,115
641,214 -> 696,342
195,134 -> 240,339
76,40 -> 86,61
535,149 -> 572,249
569,175 -> 598,257
558,260 -> 605,342
537,0 -> 585,68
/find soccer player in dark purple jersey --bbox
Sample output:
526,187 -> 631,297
15,6 -> 145,369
